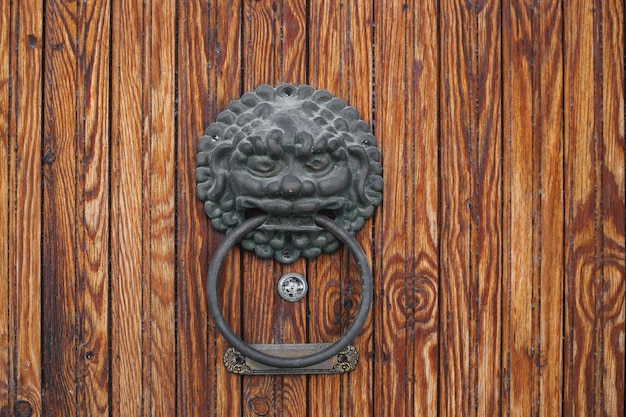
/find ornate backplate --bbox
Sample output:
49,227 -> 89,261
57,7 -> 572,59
223,344 -> 359,375
196,84 -> 383,263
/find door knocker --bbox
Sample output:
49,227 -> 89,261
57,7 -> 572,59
196,84 -> 382,375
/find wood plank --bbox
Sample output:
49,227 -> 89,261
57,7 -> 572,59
5,1 -> 44,416
76,0 -> 110,414
240,1 -> 307,415
536,1 -> 565,415
373,2 -> 414,416
405,2 -> 439,415
42,0 -> 80,414
308,1 -> 375,415
600,0 -> 625,414
145,0 -> 176,414
440,0 -> 502,415
439,0 -> 475,414
474,3 -> 502,415
210,3 -> 245,416
178,2 -> 246,415
43,0 -> 110,414
176,0 -> 242,415
110,0 -> 146,414
502,6 -> 567,416
373,0 -> 439,416
0,0 -> 11,411
563,0 -> 603,415
502,0 -> 536,415
112,1 -> 178,415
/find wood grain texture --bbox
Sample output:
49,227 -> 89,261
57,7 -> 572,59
110,0 -> 146,415
536,2 -> 565,416
373,0 -> 439,416
111,0 -> 176,415
43,0 -> 110,415
308,1 -> 375,416
77,0 -> 110,414
1,1 -> 624,415
177,0 -> 230,415
474,4 -> 503,415
503,2 -> 566,416
210,2 -> 245,415
439,1 -> 477,415
42,0 -> 80,414
0,1 -> 11,412
440,1 -> 502,415
600,1 -> 625,415
1,2 -> 44,416
563,1 -> 611,415
145,0 -> 176,414
502,1 -> 535,414
374,2 -> 414,415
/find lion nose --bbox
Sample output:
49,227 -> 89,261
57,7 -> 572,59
280,174 -> 302,198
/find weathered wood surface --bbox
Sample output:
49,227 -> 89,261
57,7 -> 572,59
1,1 -> 43,417
0,0 -> 623,416
502,1 -> 565,416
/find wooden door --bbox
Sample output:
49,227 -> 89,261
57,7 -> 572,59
1,0 -> 624,416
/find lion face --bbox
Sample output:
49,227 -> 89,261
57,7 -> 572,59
196,84 -> 383,263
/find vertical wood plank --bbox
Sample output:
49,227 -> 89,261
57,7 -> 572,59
537,1 -> 565,416
43,0 -> 110,414
308,1 -> 375,416
502,0 -> 535,414
474,3 -> 502,415
563,0 -> 603,414
111,0 -> 176,415
600,0 -> 625,414
501,0 -> 564,415
110,0 -> 145,415
146,0 -> 176,414
176,1 -> 211,415
373,0 -> 439,416
373,2 -> 412,416
42,0 -> 79,414
3,1 -> 44,416
502,2 -> 566,416
179,2 -> 245,415
211,2 -> 245,416
240,1 -> 307,416
440,0 -> 502,415
0,0 -> 11,411
405,2 -> 439,415
77,0 -> 110,414
439,1 -> 475,414
307,2 -> 371,416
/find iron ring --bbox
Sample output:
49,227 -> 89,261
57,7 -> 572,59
206,214 -> 373,368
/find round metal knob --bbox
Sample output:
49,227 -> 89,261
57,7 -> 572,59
277,273 -> 308,302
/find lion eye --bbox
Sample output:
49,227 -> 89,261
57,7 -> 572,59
247,156 -> 279,174
305,155 -> 331,172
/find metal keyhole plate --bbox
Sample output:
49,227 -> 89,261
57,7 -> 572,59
277,273 -> 308,302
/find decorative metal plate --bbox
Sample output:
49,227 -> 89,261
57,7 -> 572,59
277,272 -> 308,302
196,84 -> 383,263
223,344 -> 359,375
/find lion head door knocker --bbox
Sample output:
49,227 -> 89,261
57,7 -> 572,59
196,84 -> 382,375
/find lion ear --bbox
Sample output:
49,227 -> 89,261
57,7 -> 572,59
195,141 -> 234,203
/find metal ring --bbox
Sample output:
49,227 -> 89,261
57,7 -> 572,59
206,214 -> 373,368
